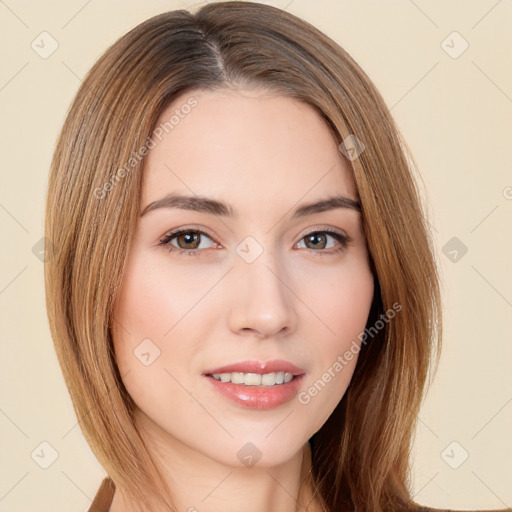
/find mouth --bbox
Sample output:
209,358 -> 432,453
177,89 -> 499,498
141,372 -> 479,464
208,371 -> 297,386
202,359 -> 306,410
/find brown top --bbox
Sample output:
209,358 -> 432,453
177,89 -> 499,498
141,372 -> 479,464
88,477 -> 115,512
88,476 -> 511,512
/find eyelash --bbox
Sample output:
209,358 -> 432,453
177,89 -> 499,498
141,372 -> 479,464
158,227 -> 352,257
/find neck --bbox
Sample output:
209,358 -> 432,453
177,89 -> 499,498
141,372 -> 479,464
109,417 -> 321,512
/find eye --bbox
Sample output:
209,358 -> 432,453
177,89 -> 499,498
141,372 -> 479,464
158,227 -> 352,257
158,228 -> 217,257
295,228 -> 351,255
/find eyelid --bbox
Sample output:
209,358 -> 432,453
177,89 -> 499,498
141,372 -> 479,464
158,225 -> 217,246
300,225 -> 349,238
160,226 -> 347,242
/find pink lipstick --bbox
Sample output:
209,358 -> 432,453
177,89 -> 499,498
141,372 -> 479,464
203,359 -> 305,410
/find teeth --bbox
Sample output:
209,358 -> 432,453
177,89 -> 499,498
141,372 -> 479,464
211,371 -> 295,386
261,372 -> 276,385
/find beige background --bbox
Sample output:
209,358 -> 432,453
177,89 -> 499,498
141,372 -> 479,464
1,0 -> 511,510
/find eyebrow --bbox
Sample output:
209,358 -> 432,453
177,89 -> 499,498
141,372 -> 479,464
140,193 -> 361,218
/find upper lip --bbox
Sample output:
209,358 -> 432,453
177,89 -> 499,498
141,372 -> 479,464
203,359 -> 306,376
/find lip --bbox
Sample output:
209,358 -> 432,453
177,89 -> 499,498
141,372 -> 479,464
202,359 -> 306,410
203,359 -> 306,376
204,374 -> 305,410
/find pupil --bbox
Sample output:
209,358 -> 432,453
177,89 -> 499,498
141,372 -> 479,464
181,232 -> 198,248
309,233 -> 325,249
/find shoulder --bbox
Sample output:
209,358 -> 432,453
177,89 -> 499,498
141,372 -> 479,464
86,480 -> 512,512
408,502 -> 511,512
88,477 -> 115,512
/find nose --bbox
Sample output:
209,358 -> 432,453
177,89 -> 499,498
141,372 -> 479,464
226,247 -> 298,339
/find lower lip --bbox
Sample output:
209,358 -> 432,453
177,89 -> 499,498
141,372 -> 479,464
204,374 -> 305,410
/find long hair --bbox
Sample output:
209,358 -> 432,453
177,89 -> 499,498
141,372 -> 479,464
45,2 -> 442,511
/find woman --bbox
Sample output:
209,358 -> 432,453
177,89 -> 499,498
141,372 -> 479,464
44,2 -> 508,511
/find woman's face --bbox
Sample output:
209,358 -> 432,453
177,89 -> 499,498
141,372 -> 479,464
112,87 -> 374,468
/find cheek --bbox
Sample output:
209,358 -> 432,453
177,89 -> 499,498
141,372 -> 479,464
111,250 -> 223,409
111,256 -> 214,436
295,257 -> 374,429
303,254 -> 375,347
113,253 -> 215,358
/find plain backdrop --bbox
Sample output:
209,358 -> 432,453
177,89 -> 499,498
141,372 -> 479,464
0,1 -> 511,511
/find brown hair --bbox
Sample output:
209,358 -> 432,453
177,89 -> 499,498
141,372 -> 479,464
45,2 -> 442,511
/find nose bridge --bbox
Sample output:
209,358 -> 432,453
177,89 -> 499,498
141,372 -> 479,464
228,236 -> 297,337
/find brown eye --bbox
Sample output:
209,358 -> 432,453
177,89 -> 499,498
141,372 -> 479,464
304,232 -> 328,250
296,230 -> 350,254
174,231 -> 201,249
158,229 -> 216,256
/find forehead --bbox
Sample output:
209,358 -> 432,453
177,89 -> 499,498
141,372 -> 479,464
141,88 -> 357,210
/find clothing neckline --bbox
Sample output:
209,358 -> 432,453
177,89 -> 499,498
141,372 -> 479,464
88,476 -> 115,512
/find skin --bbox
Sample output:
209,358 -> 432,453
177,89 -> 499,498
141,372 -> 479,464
110,87 -> 375,512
